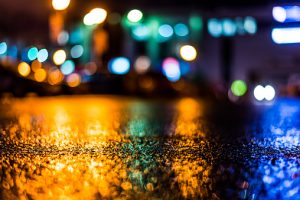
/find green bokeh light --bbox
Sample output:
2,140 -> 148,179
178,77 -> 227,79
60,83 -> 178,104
231,80 -> 247,97
189,15 -> 203,31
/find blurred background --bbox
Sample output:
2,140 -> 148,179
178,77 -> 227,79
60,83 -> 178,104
0,0 -> 299,101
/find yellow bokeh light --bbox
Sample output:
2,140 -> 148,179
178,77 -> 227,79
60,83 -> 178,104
127,9 -> 143,23
31,60 -> 42,72
179,45 -> 197,61
52,0 -> 70,11
83,8 -> 107,26
53,49 -> 67,65
18,62 -> 31,77
34,68 -> 47,82
67,73 -> 81,87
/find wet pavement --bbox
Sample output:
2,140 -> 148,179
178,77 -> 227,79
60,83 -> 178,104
0,96 -> 300,200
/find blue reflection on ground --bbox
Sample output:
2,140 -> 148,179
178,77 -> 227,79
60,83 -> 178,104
252,98 -> 300,149
246,98 -> 300,200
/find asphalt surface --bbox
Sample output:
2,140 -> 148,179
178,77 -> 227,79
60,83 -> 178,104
0,96 -> 299,200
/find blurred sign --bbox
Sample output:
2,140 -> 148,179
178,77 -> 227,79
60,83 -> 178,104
207,17 -> 257,37
273,6 -> 300,23
272,5 -> 300,44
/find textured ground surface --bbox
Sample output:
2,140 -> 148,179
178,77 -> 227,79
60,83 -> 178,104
0,96 -> 299,200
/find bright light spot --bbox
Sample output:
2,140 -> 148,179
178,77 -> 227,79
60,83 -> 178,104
127,9 -> 143,23
134,56 -> 151,74
158,24 -> 174,38
132,25 -> 150,41
222,18 -> 237,36
53,49 -> 67,65
67,73 -> 81,87
70,45 -> 84,58
272,27 -> 300,44
31,60 -> 42,72
179,45 -> 197,61
84,62 -> 98,75
57,31 -> 69,45
244,16 -> 257,34
265,85 -> 276,101
61,60 -> 75,75
52,0 -> 70,11
34,68 -> 47,82
48,68 -> 64,85
273,6 -> 287,22
109,57 -> 130,75
174,23 -> 189,37
0,42 -> 7,55
162,57 -> 181,82
231,80 -> 247,97
83,8 -> 107,26
90,8 -> 107,23
208,18 -> 222,37
37,49 -> 48,62
254,85 -> 266,101
18,62 -> 31,77
83,13 -> 95,26
282,6 -> 300,22
27,47 -> 38,61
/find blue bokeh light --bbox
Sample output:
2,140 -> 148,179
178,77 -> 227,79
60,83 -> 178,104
37,49 -> 48,63
71,45 -> 84,59
61,60 -> 75,75
0,42 -> 7,55
244,16 -> 257,34
132,25 -> 151,41
27,47 -> 39,61
158,24 -> 174,38
222,18 -> 237,36
174,23 -> 189,37
208,18 -> 222,37
109,57 -> 130,75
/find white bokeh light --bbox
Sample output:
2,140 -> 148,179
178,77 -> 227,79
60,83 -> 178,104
265,85 -> 276,101
254,85 -> 276,101
272,6 -> 287,22
254,85 -> 265,101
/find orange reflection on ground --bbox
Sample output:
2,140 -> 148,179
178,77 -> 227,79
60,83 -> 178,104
0,153 -> 133,200
3,96 -> 126,147
172,157 -> 212,199
174,98 -> 205,137
0,96 -> 213,199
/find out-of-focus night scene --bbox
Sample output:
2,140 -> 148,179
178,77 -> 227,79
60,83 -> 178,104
1,0 -> 300,199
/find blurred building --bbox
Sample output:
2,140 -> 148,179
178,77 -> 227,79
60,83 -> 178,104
0,0 -> 299,97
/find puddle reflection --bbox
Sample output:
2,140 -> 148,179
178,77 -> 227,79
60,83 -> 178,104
0,96 -> 299,199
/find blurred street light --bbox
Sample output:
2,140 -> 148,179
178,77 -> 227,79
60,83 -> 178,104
83,8 -> 107,26
34,69 -> 47,82
18,62 -> 31,77
231,80 -> 247,97
127,9 -> 143,23
180,45 -> 197,61
53,49 -> 67,65
52,0 -> 71,11
254,85 -> 276,101
109,57 -> 130,75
